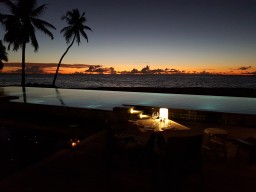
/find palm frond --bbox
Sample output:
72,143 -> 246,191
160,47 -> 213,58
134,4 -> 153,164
0,0 -> 55,86
76,33 -> 81,45
53,8 -> 92,86
2,0 -> 17,15
62,28 -> 74,44
0,40 -> 8,62
17,0 -> 37,15
60,8 -> 91,46
1,0 -> 55,51
80,29 -> 89,43
32,18 -> 56,39
31,4 -> 48,18
29,28 -> 39,52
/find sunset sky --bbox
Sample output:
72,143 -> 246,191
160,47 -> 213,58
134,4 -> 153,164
0,0 -> 256,75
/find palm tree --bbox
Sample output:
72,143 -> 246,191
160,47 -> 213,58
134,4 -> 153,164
0,0 -> 56,86
0,0 -> 8,71
52,8 -> 92,86
0,40 -> 8,70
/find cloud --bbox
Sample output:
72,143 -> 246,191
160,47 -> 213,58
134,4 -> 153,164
242,71 -> 256,75
3,63 -> 92,74
26,66 -> 45,74
4,63 -> 91,68
84,65 -> 116,74
141,65 -> 150,73
169,68 -> 180,73
130,68 -> 139,74
120,66 -> 186,74
85,65 -> 102,72
60,64 -> 91,68
3,62 -> 119,74
238,66 -> 251,70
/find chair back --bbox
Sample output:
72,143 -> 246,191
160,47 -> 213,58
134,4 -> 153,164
165,134 -> 204,192
166,134 -> 204,173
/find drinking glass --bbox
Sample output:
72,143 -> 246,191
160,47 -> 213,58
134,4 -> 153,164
152,111 -> 159,120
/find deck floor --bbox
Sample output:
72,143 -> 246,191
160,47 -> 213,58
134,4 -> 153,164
0,121 -> 255,192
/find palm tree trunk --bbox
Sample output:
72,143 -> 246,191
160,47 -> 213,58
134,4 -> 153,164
0,61 -> 3,70
52,35 -> 76,86
21,42 -> 26,87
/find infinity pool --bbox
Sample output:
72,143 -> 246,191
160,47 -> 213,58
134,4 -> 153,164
1,86 -> 256,115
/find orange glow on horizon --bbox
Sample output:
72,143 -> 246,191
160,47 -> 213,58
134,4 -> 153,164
1,62 -> 255,75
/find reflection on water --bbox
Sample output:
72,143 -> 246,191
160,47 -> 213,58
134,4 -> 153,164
22,86 -> 27,103
55,88 -> 65,105
3,86 -> 256,115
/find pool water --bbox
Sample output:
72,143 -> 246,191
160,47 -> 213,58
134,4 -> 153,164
1,86 -> 256,115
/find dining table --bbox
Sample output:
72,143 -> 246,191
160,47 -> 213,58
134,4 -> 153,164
132,118 -> 190,132
129,118 -> 191,152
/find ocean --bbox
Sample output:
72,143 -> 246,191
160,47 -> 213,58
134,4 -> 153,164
0,73 -> 256,89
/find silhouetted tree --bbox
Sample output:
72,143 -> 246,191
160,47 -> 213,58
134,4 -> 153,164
52,8 -> 92,86
0,0 -> 55,86
141,65 -> 150,73
131,68 -> 139,74
109,67 -> 116,74
0,40 -> 8,70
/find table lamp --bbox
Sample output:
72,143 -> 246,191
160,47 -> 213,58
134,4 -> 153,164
159,108 -> 168,122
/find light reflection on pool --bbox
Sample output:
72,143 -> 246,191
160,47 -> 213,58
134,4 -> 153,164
1,86 -> 256,115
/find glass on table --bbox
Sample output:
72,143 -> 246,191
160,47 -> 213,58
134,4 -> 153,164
152,111 -> 159,120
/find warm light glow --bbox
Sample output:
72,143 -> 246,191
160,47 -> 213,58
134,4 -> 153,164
159,108 -> 168,121
139,113 -> 150,119
2,61 -> 255,75
69,139 -> 80,148
71,142 -> 77,147
131,109 -> 141,114
129,107 -> 142,114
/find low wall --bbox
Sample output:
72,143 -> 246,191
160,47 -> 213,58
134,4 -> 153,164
0,102 -> 111,137
169,109 -> 256,127
1,101 -> 255,134
126,105 -> 256,127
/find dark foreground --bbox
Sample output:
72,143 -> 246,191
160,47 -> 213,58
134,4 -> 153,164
0,86 -> 256,191
0,121 -> 256,192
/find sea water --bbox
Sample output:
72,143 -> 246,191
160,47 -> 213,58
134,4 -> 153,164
0,73 -> 256,89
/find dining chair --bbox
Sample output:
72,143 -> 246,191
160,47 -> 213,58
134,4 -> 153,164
162,134 -> 204,192
203,128 -> 229,161
233,137 -> 256,163
103,115 -> 144,177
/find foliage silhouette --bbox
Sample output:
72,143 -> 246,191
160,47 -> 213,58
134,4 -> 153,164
0,40 -> 8,70
52,8 -> 92,86
0,0 -> 56,86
